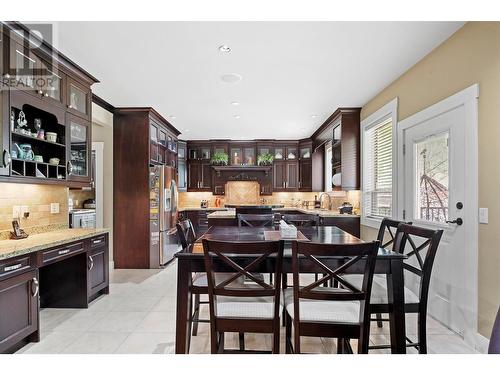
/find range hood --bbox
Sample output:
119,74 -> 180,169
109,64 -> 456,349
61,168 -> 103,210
212,165 -> 273,195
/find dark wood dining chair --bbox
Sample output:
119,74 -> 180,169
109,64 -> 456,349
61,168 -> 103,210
488,307 -> 500,354
373,218 -> 411,327
176,219 -> 207,338
281,214 -> 319,228
237,213 -> 276,228
367,223 -> 443,353
201,238 -> 284,354
285,240 -> 380,354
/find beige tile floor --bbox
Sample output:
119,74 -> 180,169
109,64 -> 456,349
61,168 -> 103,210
16,261 -> 478,354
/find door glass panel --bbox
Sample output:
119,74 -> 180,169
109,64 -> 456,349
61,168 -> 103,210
69,83 -> 87,115
13,47 -> 35,88
274,147 -> 284,160
150,124 -> 158,142
286,147 -> 297,160
40,60 -> 61,101
415,131 -> 449,223
70,122 -> 88,176
201,147 -> 211,160
300,147 -> 311,159
259,147 -> 270,156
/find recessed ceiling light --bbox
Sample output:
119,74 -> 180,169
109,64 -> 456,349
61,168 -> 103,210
311,114 -> 318,118
231,101 -> 240,106
169,115 -> 176,119
184,129 -> 190,132
234,115 -> 241,119
218,44 -> 231,53
221,73 -> 242,84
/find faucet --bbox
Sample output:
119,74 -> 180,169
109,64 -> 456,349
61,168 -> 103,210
318,193 -> 332,210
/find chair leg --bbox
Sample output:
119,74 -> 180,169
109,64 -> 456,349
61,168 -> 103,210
217,332 -> 225,354
337,338 -> 344,354
272,324 -> 280,354
192,293 -> 201,336
210,329 -> 218,354
285,312 -> 292,354
376,313 -> 384,328
282,274 -> 288,327
239,332 -> 245,351
418,312 -> 427,354
294,321 -> 301,354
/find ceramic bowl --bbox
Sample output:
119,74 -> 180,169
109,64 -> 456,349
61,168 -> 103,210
46,132 -> 57,143
49,158 -> 60,166
34,155 -> 43,163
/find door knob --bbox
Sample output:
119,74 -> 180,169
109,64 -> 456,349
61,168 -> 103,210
446,218 -> 463,225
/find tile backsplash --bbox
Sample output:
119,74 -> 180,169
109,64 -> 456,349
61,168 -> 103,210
179,187 -> 360,213
0,183 -> 69,239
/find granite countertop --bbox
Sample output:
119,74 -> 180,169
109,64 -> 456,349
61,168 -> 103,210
207,207 -> 360,219
178,207 -> 228,211
0,228 -> 110,261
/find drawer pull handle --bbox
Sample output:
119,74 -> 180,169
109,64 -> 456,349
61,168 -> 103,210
88,255 -> 94,271
58,249 -> 70,255
32,277 -> 39,297
93,239 -> 102,245
4,263 -> 23,272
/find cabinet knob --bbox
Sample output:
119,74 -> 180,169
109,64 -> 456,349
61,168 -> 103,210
38,90 -> 43,95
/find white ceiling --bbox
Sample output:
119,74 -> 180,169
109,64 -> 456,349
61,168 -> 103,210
54,22 -> 464,140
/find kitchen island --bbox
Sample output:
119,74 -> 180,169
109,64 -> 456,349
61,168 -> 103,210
0,228 -> 110,353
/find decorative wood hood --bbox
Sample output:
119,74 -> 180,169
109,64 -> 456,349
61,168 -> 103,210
212,165 -> 273,195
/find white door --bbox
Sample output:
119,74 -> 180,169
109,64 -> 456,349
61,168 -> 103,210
399,85 -> 479,347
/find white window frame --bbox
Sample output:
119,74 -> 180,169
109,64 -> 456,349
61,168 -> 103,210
360,98 -> 398,229
324,141 -> 332,192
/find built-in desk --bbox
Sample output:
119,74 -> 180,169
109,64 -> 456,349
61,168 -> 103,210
0,229 -> 110,353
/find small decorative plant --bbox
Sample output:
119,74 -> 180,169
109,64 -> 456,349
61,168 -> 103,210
258,153 -> 274,166
210,152 -> 229,166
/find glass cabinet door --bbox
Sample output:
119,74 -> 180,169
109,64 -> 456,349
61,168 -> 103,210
286,146 -> 298,160
243,147 -> 255,165
67,78 -> 90,117
9,41 -> 37,91
39,58 -> 63,104
300,147 -> 311,159
68,118 -> 89,178
274,147 -> 284,160
231,148 -> 242,165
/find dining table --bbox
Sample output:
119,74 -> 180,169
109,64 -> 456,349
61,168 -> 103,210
174,225 -> 407,354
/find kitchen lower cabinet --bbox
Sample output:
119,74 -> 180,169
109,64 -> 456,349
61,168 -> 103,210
0,232 -> 109,353
320,216 -> 360,237
87,236 -> 109,301
0,268 -> 39,353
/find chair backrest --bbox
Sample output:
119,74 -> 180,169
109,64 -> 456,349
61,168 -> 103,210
235,207 -> 273,216
281,214 -> 319,228
201,239 -> 284,319
291,240 -> 380,323
377,218 -> 411,250
176,219 -> 196,249
488,307 -> 500,354
237,213 -> 275,227
392,223 -> 443,305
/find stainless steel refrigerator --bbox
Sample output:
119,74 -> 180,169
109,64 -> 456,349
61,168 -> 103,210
150,165 -> 179,267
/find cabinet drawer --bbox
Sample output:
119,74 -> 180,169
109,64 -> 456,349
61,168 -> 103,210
41,241 -> 85,264
90,235 -> 106,249
0,254 -> 35,280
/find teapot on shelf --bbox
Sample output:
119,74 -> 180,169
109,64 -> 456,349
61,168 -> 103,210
13,143 -> 35,161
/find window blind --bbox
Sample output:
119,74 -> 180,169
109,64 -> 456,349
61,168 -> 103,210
363,118 -> 392,219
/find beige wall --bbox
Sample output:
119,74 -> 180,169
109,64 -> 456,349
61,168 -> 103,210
360,22 -> 500,337
92,103 -> 114,260
0,183 -> 68,239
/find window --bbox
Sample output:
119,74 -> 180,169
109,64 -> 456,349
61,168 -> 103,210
325,141 -> 332,192
361,98 -> 397,227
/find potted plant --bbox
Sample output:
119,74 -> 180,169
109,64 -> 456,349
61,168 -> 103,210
210,152 -> 229,166
257,153 -> 274,166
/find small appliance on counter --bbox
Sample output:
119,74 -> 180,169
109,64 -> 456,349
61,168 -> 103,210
69,209 -> 96,228
200,200 -> 209,208
338,202 -> 354,214
83,199 -> 96,209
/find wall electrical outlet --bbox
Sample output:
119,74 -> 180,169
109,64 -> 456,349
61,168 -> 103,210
12,205 -> 21,219
20,205 -> 29,217
50,203 -> 60,214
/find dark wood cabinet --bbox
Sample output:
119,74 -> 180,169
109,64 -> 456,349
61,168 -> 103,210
311,108 -> 361,190
178,140 -> 187,192
299,159 -> 312,191
320,216 -> 360,237
274,161 -> 298,191
0,22 -> 98,188
114,108 -> 181,269
187,161 -> 212,191
88,240 -> 109,300
66,113 -> 91,184
0,269 -> 39,353
179,210 -> 215,239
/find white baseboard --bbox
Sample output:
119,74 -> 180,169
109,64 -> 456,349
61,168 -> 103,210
475,333 -> 490,353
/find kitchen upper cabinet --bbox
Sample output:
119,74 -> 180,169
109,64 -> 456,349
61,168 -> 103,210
66,77 -> 91,120
188,143 -> 211,161
188,162 -> 212,191
230,143 -> 256,166
178,141 -> 187,192
0,92 -> 9,177
0,269 -> 39,353
9,40 -> 39,96
38,57 -> 65,107
66,113 -> 91,184
299,159 -> 312,191
274,161 -> 298,191
273,143 -> 298,161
